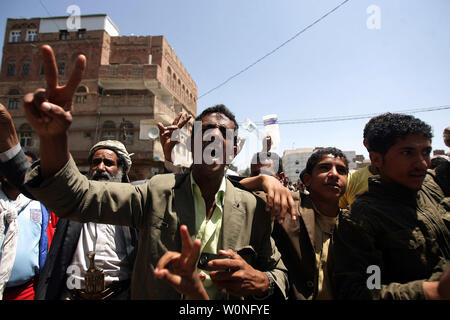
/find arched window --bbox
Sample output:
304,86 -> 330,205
181,85 -> 185,101
172,74 -> 176,91
177,80 -> 181,96
7,89 -> 20,110
166,67 -> 171,86
9,30 -> 21,43
101,121 -> 116,140
6,59 -> 16,77
75,86 -> 88,104
26,27 -> 37,42
119,120 -> 134,145
57,58 -> 66,75
19,123 -> 33,147
21,58 -> 31,76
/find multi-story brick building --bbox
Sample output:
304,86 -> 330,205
0,14 -> 197,180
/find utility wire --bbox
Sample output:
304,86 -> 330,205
249,104 -> 450,126
198,0 -> 351,99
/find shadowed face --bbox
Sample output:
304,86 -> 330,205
191,112 -> 237,177
88,149 -> 123,182
371,134 -> 431,190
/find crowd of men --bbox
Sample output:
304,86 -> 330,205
0,45 -> 448,300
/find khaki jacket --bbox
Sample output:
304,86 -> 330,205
24,156 -> 288,300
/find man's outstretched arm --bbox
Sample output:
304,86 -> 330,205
22,45 -> 86,178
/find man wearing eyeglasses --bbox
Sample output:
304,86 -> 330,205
19,45 -> 288,300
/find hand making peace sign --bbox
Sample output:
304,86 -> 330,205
23,45 -> 86,137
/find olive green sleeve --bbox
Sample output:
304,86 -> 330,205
24,155 -> 149,229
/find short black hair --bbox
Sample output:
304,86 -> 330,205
363,114 -> 388,152
430,156 -> 448,170
195,104 -> 239,145
24,150 -> 38,162
195,104 -> 239,130
365,113 -> 433,155
250,151 -> 283,175
303,147 -> 349,177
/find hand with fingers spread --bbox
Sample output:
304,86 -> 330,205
209,249 -> 270,297
0,103 -> 19,152
154,225 -> 209,300
261,174 -> 298,223
157,112 -> 192,163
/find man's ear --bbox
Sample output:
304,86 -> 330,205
302,172 -> 312,188
369,151 -> 383,170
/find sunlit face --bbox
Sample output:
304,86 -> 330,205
88,149 -> 122,182
303,154 -> 348,203
371,135 -> 431,191
191,112 -> 237,175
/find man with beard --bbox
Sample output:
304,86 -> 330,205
33,140 -> 138,300
18,45 -> 288,300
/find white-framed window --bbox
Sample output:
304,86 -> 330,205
26,29 -> 37,42
75,86 -> 88,104
59,30 -> 70,40
9,30 -> 21,43
77,29 -> 86,39
7,89 -> 20,110
19,124 -> 33,147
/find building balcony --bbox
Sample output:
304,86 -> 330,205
100,94 -> 153,107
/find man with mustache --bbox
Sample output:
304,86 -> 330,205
332,113 -> 450,299
17,45 -> 288,300
0,134 -> 139,299
33,140 -> 139,300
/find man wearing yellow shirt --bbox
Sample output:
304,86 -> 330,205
339,115 -> 381,209
339,165 -> 376,209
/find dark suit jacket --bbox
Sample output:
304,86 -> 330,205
271,191 -> 321,300
0,149 -> 138,300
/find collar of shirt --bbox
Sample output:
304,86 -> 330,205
189,172 -> 227,299
190,172 -> 227,236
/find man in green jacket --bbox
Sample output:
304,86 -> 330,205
20,45 -> 288,300
332,112 -> 450,299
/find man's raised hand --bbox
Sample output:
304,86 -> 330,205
23,45 -> 86,137
157,112 -> 192,162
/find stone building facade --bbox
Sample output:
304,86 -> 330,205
0,14 -> 197,180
